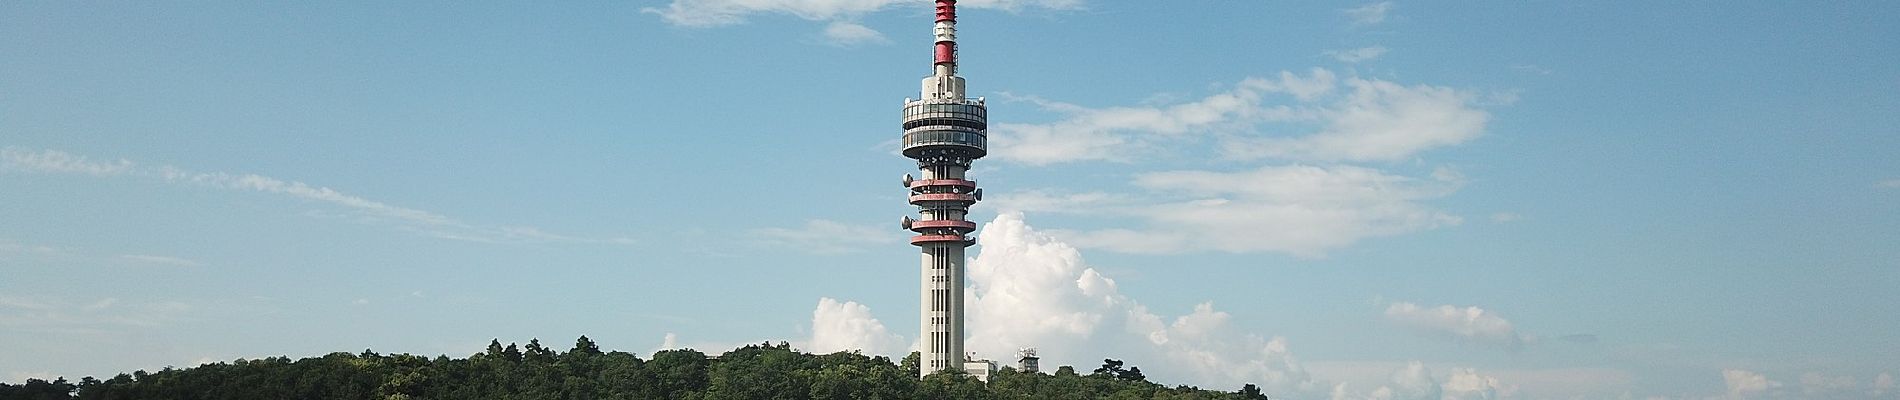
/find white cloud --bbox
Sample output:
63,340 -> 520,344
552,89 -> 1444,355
1346,2 -> 1394,26
1314,361 -> 1623,400
991,164 -> 1462,257
1876,179 -> 1900,188
643,0 -> 1081,28
1377,362 -> 1443,400
979,70 -> 1491,257
1724,369 -> 1780,399
1874,372 -> 1894,396
655,332 -> 682,353
807,297 -> 905,355
1323,362 -> 1519,400
119,254 -> 202,267
750,219 -> 896,254
1383,302 -> 1529,351
992,69 -> 1488,165
0,240 -> 61,258
1,147 -> 634,245
1507,64 -> 1553,75
964,213 -> 1325,395
0,296 -> 192,335
821,21 -> 888,46
0,296 -> 55,311
0,146 -> 133,176
1799,372 -> 1859,397
1488,212 -> 1521,223
82,298 -> 118,311
1328,46 -> 1389,63
990,71 -> 1327,165
1441,368 -> 1516,400
1221,75 -> 1490,162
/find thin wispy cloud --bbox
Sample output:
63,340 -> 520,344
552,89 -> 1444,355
1,147 -> 634,245
0,147 -> 133,176
1509,64 -> 1555,75
990,68 -> 1491,165
1327,46 -> 1388,63
1346,2 -> 1394,26
991,165 -> 1464,257
0,239 -> 60,258
749,219 -> 896,255
0,295 -> 193,335
119,254 -> 203,267
981,68 -> 1491,257
644,0 -> 1082,44
820,21 -> 889,46
1876,179 -> 1900,188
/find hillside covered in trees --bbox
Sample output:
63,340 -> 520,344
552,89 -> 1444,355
1,337 -> 1272,400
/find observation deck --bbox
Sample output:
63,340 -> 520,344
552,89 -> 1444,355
901,98 -> 988,159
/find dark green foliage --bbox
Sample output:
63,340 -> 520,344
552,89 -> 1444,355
1,337 -> 1275,399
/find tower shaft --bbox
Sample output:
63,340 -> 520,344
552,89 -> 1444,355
901,0 -> 986,378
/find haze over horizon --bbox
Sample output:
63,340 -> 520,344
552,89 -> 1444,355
4,1 -> 1898,399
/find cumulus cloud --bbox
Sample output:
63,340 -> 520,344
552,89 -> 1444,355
989,164 -> 1462,256
1875,372 -> 1894,396
0,147 -> 633,245
1328,46 -> 1389,63
963,213 -> 1324,395
1346,2 -> 1394,26
1724,369 -> 1781,399
1324,362 -> 1517,400
750,219 -> 896,254
991,69 -> 1488,165
1440,368 -> 1515,400
1383,302 -> 1529,351
1375,362 -> 1442,400
807,297 -> 905,355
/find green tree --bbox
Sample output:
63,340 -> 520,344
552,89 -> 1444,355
1236,383 -> 1270,400
1117,366 -> 1146,382
899,351 -> 921,378
1093,359 -> 1126,378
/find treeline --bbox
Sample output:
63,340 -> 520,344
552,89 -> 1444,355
0,336 -> 1271,400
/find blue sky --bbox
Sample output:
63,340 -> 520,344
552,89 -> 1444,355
3,1 -> 1898,398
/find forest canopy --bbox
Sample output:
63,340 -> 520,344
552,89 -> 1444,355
1,336 -> 1273,400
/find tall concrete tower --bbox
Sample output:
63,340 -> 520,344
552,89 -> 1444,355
899,0 -> 986,378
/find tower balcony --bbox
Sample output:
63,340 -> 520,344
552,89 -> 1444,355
909,193 -> 977,205
911,234 -> 975,247
908,178 -> 977,191
908,219 -> 977,233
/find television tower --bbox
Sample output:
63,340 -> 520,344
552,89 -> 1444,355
898,0 -> 986,378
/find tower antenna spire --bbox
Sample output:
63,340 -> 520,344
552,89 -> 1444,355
932,0 -> 959,76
